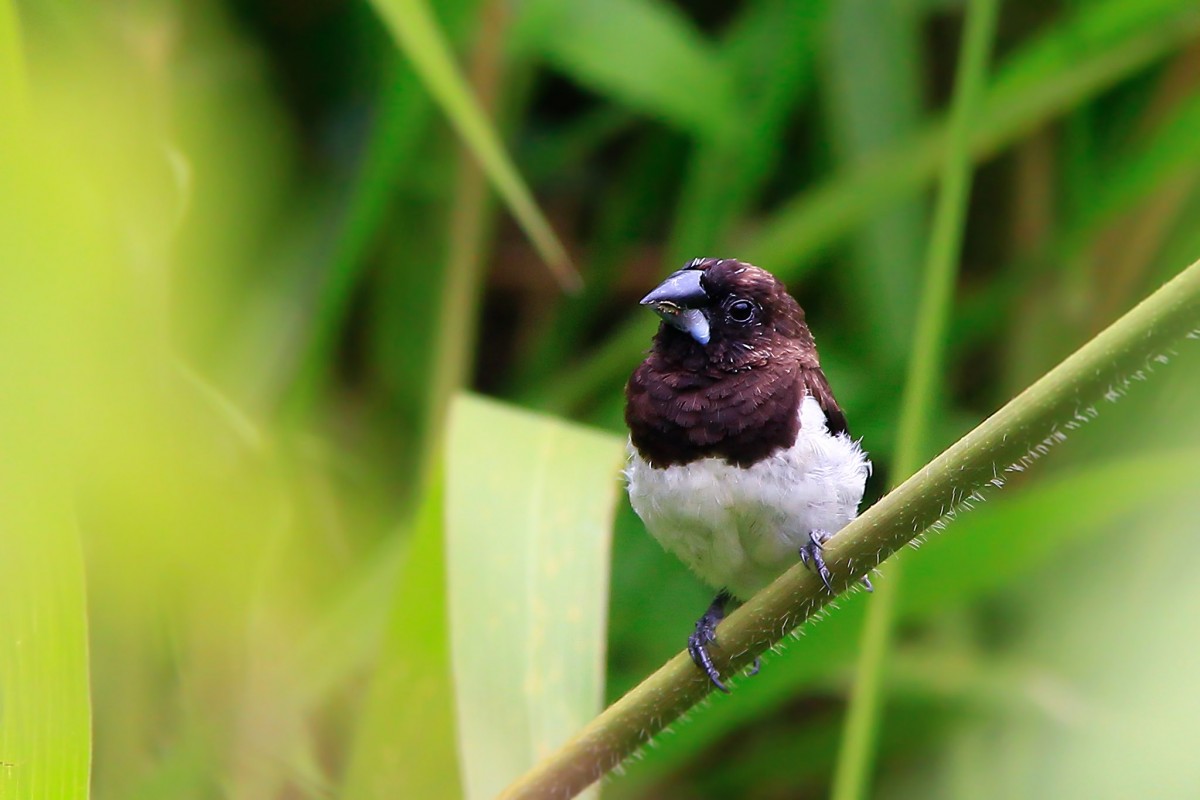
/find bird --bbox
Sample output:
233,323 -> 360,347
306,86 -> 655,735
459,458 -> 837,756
624,257 -> 872,692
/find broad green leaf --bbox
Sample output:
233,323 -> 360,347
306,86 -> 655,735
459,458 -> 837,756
446,394 -> 624,799
365,0 -> 578,289
341,477 -> 462,800
513,0 -> 740,143
0,16 -> 90,794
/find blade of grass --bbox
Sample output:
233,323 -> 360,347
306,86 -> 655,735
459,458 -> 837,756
365,0 -> 579,290
832,1 -> 999,797
508,130 -> 686,393
0,14 -> 91,797
446,395 -> 624,798
526,0 -> 1200,413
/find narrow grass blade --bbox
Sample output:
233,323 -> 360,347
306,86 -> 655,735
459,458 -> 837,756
366,0 -> 579,289
0,9 -> 90,795
446,394 -> 624,799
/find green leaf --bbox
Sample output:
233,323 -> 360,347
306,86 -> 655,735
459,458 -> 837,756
0,14 -> 90,794
513,0 -> 740,143
365,0 -> 579,289
446,394 -> 624,799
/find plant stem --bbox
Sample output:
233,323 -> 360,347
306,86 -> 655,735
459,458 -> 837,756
498,255 -> 1200,798
831,1 -> 999,797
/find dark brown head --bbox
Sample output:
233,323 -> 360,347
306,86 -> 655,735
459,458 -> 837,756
638,258 -> 817,373
625,258 -> 846,468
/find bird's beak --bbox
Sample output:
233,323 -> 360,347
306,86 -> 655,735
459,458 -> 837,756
640,269 -> 711,345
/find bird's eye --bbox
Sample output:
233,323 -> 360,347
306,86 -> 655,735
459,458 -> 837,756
728,299 -> 756,323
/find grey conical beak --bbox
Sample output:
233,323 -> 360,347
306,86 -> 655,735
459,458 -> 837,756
640,269 -> 711,345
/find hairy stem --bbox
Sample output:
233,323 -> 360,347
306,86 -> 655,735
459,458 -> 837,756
498,256 -> 1200,800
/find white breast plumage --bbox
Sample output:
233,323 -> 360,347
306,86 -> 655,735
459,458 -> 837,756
624,394 -> 871,599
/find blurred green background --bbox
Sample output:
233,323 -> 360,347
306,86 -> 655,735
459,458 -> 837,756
2,0 -> 1200,798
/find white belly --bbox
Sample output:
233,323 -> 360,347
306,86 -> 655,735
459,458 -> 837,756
625,395 -> 871,599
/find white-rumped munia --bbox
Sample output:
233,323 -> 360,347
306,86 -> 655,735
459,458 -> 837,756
625,258 -> 872,691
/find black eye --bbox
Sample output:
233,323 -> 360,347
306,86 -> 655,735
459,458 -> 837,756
728,299 -> 756,323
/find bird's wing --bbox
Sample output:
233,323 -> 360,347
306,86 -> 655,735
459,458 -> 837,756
801,367 -> 850,438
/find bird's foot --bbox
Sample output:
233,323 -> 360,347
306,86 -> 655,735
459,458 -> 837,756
688,592 -> 731,693
799,530 -> 873,595
687,591 -> 764,692
799,530 -> 836,594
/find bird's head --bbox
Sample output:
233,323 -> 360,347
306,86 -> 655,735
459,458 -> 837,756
639,258 -> 816,370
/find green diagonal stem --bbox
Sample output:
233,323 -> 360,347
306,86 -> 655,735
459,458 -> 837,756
496,251 -> 1200,798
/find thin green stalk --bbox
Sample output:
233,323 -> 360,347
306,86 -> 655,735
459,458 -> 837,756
499,256 -> 1200,799
832,2 -> 999,797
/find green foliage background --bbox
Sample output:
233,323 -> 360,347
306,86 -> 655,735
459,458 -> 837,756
2,1 -> 1200,798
